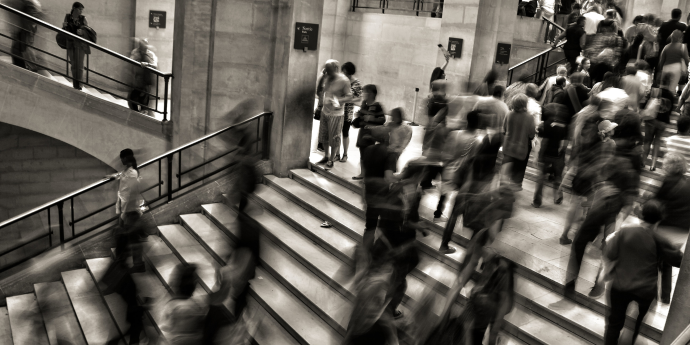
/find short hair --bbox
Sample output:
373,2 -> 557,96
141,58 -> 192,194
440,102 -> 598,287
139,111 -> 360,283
525,83 -> 539,99
390,107 -> 404,123
363,84 -> 377,97
512,94 -> 529,112
324,59 -> 340,73
677,116 -> 690,134
556,76 -> 566,86
643,13 -> 657,24
633,15 -> 644,24
672,8 -> 682,19
625,65 -> 637,76
556,65 -> 567,76
341,62 -> 356,75
570,72 -> 585,84
466,110 -> 480,130
671,29 -> 684,43
634,60 -> 649,71
663,152 -> 688,176
72,2 -> 84,9
493,85 -> 505,98
597,19 -> 617,34
641,200 -> 664,224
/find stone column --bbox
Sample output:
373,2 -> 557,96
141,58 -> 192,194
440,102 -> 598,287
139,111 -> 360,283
660,234 -> 690,345
269,0 -> 324,176
467,0 -> 518,92
437,0 -> 480,95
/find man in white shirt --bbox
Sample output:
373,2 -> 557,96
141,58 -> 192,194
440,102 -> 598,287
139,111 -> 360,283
583,6 -> 605,35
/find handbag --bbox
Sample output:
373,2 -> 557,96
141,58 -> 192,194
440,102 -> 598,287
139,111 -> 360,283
641,97 -> 660,121
313,107 -> 321,120
56,32 -> 67,49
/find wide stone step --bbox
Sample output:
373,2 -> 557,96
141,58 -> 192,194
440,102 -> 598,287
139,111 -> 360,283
157,224 -> 220,292
61,269 -> 125,345
291,165 -> 665,342
34,281 -> 87,345
6,293 -> 49,345
0,307 -> 11,345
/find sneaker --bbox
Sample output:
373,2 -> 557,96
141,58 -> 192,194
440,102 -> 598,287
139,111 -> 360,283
433,210 -> 443,219
439,246 -> 457,254
588,283 -> 605,298
559,236 -> 572,245
393,309 -> 404,319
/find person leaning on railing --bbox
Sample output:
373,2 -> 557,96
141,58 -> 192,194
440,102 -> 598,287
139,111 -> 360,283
62,1 -> 95,90
128,38 -> 159,116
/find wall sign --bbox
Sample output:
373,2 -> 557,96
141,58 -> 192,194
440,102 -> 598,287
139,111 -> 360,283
149,11 -> 166,29
294,22 -> 319,51
495,43 -> 511,65
447,37 -> 463,58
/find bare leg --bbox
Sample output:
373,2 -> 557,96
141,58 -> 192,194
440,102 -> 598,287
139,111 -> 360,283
560,199 -> 579,244
651,135 -> 662,169
342,137 -> 349,159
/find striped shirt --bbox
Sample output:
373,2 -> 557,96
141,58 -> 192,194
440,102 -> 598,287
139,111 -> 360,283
665,135 -> 690,172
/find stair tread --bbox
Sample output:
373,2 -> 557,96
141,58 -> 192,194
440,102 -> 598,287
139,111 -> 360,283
180,213 -> 234,261
86,256 -> 173,341
61,269 -> 124,345
6,293 -> 49,345
0,307 -> 11,345
84,258 -> 130,336
157,224 -> 220,291
34,281 -> 87,345
291,168 -> 365,213
251,266 -> 343,345
201,203 -> 242,239
247,296 -> 301,345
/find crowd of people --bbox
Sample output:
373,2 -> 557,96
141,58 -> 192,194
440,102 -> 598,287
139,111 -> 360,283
309,2 -> 689,343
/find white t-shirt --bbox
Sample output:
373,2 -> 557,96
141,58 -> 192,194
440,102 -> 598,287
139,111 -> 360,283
584,12 -> 605,35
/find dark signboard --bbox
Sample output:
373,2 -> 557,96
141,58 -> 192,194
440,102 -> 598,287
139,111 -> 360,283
294,22 -> 319,51
448,37 -> 463,58
495,43 -> 511,64
149,11 -> 166,28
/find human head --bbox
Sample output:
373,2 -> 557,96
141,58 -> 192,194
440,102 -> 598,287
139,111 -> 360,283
589,4 -> 602,14
466,110 -> 480,130
556,65 -> 567,77
341,62 -> 356,77
632,15 -> 644,24
570,72 -> 585,84
654,18 -> 663,27
431,79 -> 447,96
525,83 -> 539,99
492,85 -> 505,99
634,60 -> 649,72
605,9 -> 616,20
671,29 -> 684,43
677,116 -> 690,134
672,8 -> 682,20
664,152 -> 688,176
576,16 -> 587,27
597,19 -> 617,34
362,84 -> 377,103
71,2 -> 84,15
137,38 -> 151,55
430,67 -> 445,87
641,199 -> 664,224
512,94 -> 528,112
324,59 -> 340,77
120,148 -> 137,168
601,71 -> 619,89
625,65 -> 637,76
484,69 -> 498,84
579,58 -> 590,72
598,119 -> 617,138
556,76 -> 566,87
390,107 -> 404,125
643,13 -> 656,25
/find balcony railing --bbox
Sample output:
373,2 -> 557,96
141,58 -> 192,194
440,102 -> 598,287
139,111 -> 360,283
0,3 -> 173,120
0,112 -> 273,273
508,17 -> 567,86
351,0 -> 442,16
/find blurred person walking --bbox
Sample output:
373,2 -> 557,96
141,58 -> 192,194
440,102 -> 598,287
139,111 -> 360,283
162,264 -> 209,345
554,16 -> 587,74
502,94 -> 537,189
658,29 -> 689,95
642,74 -> 675,171
10,0 -> 49,77
128,38 -> 159,116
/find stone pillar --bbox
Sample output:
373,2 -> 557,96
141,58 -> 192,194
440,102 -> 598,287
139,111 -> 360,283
268,0 -> 324,176
660,235 -> 690,345
467,0 -> 518,92
437,0 -> 480,95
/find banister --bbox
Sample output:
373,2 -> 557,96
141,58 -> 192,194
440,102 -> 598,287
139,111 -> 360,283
0,112 -> 272,231
541,15 -> 565,32
508,40 -> 566,71
671,324 -> 690,345
0,3 -> 168,77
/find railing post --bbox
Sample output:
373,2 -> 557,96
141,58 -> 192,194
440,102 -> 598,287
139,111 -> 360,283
57,201 -> 65,244
86,54 -> 89,84
163,76 -> 170,121
167,155 -> 173,202
262,113 -> 273,160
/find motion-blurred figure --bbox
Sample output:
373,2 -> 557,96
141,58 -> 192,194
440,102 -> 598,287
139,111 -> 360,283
128,38 -> 159,116
9,0 -> 49,77
162,264 -> 209,345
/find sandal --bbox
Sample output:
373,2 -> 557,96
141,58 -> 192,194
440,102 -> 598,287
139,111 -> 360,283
340,154 -> 348,162
320,221 -> 332,228
326,161 -> 334,168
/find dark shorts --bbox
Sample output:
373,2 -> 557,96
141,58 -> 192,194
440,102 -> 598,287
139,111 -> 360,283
343,118 -> 352,138
644,119 -> 666,143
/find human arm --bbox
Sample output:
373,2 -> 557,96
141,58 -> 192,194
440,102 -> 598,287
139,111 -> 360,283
604,228 -> 620,262
553,30 -> 567,46
441,53 -> 450,71
580,31 -> 586,49
334,78 -> 354,105
655,232 -> 684,267
658,46 -> 667,70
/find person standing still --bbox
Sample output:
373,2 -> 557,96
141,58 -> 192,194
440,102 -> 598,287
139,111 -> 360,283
62,2 -> 90,90
317,60 -> 353,168
338,62 -> 362,163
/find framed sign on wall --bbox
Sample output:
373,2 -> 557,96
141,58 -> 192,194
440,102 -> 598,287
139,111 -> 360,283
149,11 -> 166,29
495,43 -> 511,65
294,22 -> 319,51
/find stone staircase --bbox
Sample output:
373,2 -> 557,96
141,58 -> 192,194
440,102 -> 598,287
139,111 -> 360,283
0,155 -> 669,344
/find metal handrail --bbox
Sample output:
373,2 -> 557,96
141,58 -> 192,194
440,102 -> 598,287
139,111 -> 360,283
351,0 -> 442,15
0,3 -> 170,77
508,41 -> 566,71
0,112 -> 273,272
672,324 -> 690,345
541,15 -> 565,32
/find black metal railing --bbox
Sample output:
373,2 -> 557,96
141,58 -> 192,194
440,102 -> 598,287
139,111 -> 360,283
0,3 -> 173,120
0,112 -> 272,273
508,17 -> 567,86
541,16 -> 564,44
351,0 -> 442,16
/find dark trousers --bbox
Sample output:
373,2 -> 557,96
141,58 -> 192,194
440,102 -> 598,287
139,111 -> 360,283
114,212 -> 144,266
503,144 -> 532,187
442,193 -> 467,247
563,49 -> 581,74
365,206 -> 383,231
565,196 -> 622,290
660,261 -> 672,302
604,288 -> 653,345
421,165 -> 443,188
532,155 -> 564,206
